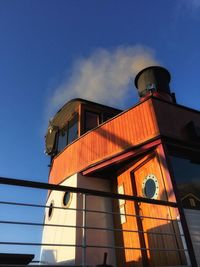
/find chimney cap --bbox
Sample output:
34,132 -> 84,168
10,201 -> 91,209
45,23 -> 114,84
134,65 -> 171,89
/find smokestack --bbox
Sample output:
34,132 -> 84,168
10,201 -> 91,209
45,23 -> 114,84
134,66 -> 175,102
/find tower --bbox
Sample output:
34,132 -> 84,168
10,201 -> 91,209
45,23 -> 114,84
41,66 -> 200,266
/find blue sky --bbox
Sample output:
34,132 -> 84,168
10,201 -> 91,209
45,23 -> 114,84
0,0 -> 200,260
1,0 -> 200,181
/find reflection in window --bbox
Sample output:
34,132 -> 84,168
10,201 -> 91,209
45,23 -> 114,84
48,201 -> 54,220
189,198 -> 196,207
68,115 -> 78,144
142,174 -> 159,199
57,114 -> 78,153
103,113 -> 114,122
170,156 -> 200,209
85,111 -> 99,132
57,129 -> 67,152
63,192 -> 72,207
144,179 -> 156,198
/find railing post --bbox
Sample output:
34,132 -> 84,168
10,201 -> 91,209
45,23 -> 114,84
178,207 -> 197,267
161,143 -> 198,267
82,193 -> 87,267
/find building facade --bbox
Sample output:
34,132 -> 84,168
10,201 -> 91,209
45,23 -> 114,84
41,66 -> 200,267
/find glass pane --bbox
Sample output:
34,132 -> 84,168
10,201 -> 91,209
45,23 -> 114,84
103,113 -> 114,122
144,179 -> 156,198
68,115 -> 78,144
170,156 -> 200,209
63,192 -> 72,207
85,111 -> 99,132
57,129 -> 67,152
48,202 -> 54,219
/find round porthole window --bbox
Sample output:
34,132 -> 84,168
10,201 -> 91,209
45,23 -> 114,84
142,174 -> 159,199
62,191 -> 72,208
48,201 -> 54,220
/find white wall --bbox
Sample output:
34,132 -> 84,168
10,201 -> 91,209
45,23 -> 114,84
40,174 -> 77,265
40,173 -> 116,266
77,174 -> 116,267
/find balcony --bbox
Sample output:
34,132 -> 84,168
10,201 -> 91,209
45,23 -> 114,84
0,176 -> 195,266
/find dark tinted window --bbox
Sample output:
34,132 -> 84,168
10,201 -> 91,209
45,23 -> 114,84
48,202 -> 54,219
144,179 -> 156,198
103,113 -> 114,122
63,192 -> 72,207
170,155 -> 200,209
68,115 -> 78,144
57,114 -> 78,153
85,111 -> 99,132
57,129 -> 67,152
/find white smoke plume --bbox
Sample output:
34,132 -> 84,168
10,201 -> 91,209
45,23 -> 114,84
48,45 -> 160,117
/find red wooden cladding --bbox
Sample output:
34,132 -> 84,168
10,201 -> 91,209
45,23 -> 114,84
116,170 -> 142,267
49,97 -> 200,185
132,156 -> 184,266
115,148 -> 186,266
49,99 -> 159,184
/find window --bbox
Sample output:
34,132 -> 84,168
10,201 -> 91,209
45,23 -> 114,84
142,174 -> 159,199
85,111 -> 100,132
103,113 -> 114,122
189,198 -> 196,207
62,192 -> 72,207
56,113 -> 78,153
48,201 -> 54,220
170,155 -> 200,209
68,115 -> 78,144
57,129 -> 67,152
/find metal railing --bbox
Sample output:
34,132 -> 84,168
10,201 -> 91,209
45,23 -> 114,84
0,176 -> 195,266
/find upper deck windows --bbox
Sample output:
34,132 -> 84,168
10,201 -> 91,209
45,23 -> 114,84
68,114 -> 78,144
57,128 -> 67,153
57,114 -> 78,153
45,99 -> 122,156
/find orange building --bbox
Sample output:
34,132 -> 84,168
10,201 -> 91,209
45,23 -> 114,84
41,66 -> 200,267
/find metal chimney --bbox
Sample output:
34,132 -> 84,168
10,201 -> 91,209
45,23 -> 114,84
134,66 -> 174,102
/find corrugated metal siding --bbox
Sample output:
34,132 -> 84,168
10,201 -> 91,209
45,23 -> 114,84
184,209 -> 200,266
49,99 -> 159,184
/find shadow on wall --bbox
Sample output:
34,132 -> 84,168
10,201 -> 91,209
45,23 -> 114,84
97,126 -> 133,150
114,219 -> 188,267
146,220 -> 188,266
78,125 -> 134,164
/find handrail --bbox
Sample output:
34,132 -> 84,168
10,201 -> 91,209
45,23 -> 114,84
0,241 -> 188,252
0,200 -> 179,222
0,176 -> 190,266
0,220 -> 185,237
0,176 -> 177,207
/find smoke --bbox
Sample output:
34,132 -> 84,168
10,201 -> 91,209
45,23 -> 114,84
47,45 -> 160,117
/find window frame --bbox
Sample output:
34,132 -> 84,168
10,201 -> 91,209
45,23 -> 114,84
62,191 -> 73,208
